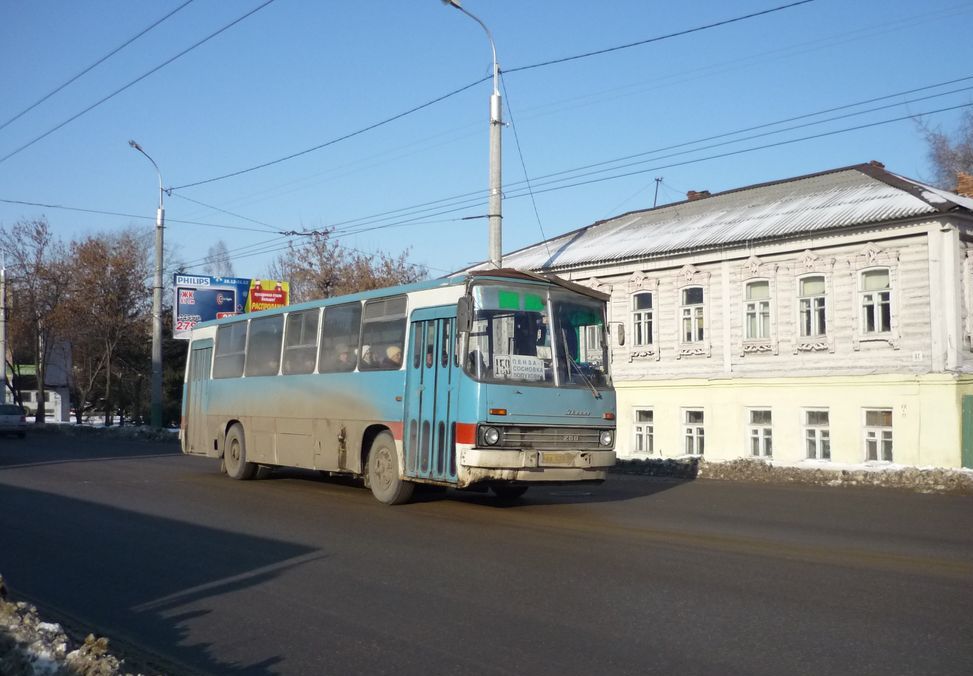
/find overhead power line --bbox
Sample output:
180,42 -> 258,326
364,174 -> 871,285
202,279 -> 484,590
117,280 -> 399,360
501,102 -> 973,201
0,198 -> 279,234
0,0 -> 195,133
505,0 -> 816,74
170,76 -> 488,190
312,75 -> 973,233
0,0 -> 277,166
170,0 -> 815,191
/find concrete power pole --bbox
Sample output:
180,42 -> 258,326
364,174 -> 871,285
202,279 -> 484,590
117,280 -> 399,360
443,0 -> 503,269
1,253 -> 6,404
129,140 -> 165,428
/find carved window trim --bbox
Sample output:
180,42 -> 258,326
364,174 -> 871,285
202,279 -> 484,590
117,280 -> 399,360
793,251 -> 837,354
626,273 -> 660,361
674,264 -> 711,359
849,243 -> 900,351
739,255 -> 779,357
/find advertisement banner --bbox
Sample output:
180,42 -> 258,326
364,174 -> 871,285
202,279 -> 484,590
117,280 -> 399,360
173,275 -> 288,339
246,279 -> 290,313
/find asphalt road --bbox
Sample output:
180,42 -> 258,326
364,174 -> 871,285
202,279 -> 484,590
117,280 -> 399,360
1,431 -> 971,676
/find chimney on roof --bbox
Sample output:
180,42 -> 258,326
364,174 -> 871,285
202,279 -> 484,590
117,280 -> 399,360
956,172 -> 973,198
686,190 -> 711,201
869,160 -> 885,169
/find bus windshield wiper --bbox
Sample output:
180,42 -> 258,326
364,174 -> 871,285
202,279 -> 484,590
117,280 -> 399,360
561,328 -> 601,400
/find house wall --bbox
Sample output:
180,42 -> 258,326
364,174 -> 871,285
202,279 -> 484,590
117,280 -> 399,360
562,216 -> 973,468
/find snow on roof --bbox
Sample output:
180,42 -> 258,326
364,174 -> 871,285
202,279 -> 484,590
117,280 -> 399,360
486,164 -> 973,273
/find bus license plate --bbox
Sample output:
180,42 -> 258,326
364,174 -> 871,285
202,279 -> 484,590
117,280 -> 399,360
540,451 -> 574,466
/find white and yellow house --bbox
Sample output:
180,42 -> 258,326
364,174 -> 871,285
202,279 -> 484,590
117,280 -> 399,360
492,162 -> 973,469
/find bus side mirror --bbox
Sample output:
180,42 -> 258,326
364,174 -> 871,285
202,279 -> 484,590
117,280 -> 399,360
614,323 -> 625,346
456,296 -> 472,332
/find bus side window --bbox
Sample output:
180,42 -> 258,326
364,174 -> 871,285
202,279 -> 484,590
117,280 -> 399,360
282,309 -> 319,375
319,302 -> 362,373
213,322 -> 247,379
360,296 -> 407,371
245,316 -> 284,377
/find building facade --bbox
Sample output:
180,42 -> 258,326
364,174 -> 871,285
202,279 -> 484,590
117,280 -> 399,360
491,163 -> 973,469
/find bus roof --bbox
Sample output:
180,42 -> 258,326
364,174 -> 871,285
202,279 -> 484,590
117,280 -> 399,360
194,268 -> 608,329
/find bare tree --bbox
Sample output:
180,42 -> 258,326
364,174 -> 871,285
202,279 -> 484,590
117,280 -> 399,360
0,218 -> 71,423
917,109 -> 973,189
65,229 -> 151,424
203,239 -> 235,277
268,229 -> 427,303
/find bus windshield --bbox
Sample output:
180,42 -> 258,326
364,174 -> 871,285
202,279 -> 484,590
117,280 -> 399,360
465,282 -> 610,389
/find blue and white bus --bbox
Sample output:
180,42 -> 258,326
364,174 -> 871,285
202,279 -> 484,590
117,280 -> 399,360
180,269 -> 616,504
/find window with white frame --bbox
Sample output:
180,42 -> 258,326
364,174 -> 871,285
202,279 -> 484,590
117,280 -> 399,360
748,409 -> 773,457
864,409 -> 893,461
681,287 -> 705,343
744,281 -> 771,340
634,408 -> 654,454
804,409 -> 830,460
632,292 -> 653,346
799,276 -> 827,337
861,269 -> 891,334
683,409 -> 704,455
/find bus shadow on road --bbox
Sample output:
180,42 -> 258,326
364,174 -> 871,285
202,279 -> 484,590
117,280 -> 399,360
1,483 -> 312,676
262,467 -> 694,507
0,431 -> 181,470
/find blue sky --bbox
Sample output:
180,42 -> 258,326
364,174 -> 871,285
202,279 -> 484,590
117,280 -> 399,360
2,0 -> 972,279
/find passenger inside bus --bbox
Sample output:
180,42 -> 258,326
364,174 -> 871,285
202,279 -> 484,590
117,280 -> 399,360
385,345 -> 403,368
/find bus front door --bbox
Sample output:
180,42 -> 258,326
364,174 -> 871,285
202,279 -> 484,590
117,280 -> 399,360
404,311 -> 457,483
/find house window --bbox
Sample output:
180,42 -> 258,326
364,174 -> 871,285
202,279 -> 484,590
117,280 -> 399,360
804,409 -> 830,460
632,293 -> 653,346
681,287 -> 704,343
684,409 -> 704,455
748,409 -> 773,457
861,269 -> 891,334
799,276 -> 827,337
634,409 -> 654,454
864,409 -> 893,461
744,281 -> 771,340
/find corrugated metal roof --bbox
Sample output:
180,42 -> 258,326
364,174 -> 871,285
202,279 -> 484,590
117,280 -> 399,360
485,164 -> 971,273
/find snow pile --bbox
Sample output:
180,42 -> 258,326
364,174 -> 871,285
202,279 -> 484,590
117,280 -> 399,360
28,423 -> 178,442
612,457 -> 973,494
0,576 -> 138,676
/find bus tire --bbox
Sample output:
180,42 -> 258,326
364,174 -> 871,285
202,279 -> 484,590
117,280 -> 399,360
367,431 -> 414,505
224,423 -> 257,480
491,485 -> 528,500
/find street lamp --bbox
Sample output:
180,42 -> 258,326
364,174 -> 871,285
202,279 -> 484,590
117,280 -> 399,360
128,139 -> 165,428
442,0 -> 503,268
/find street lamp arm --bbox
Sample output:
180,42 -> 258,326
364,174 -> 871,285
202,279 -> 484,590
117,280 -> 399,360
442,0 -> 499,96
129,139 -> 165,208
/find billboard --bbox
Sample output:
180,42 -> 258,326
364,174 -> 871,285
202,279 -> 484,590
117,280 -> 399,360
173,275 -> 290,339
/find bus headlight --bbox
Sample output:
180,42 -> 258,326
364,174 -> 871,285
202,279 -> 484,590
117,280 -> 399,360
599,430 -> 614,447
482,426 -> 501,446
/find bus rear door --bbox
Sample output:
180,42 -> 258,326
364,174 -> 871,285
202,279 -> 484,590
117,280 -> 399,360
183,339 -> 215,456
404,307 -> 458,483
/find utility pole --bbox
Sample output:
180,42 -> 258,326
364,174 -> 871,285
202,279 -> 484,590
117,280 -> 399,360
443,0 -> 503,268
129,140 -> 165,428
654,177 -> 663,208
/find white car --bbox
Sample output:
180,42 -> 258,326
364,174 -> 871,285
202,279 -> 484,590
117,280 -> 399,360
0,404 -> 27,438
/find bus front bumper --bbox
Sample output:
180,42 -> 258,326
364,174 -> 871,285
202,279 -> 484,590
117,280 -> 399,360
460,448 -> 616,471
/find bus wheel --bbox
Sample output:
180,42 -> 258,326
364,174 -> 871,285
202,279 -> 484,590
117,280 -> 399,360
491,485 -> 528,500
367,432 -> 414,505
224,424 -> 257,480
